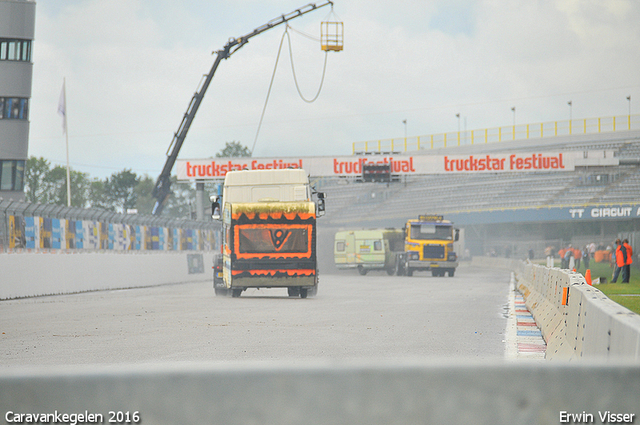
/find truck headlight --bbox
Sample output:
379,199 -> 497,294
410,251 -> 420,260
448,252 -> 457,261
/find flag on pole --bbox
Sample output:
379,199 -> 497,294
58,81 -> 66,134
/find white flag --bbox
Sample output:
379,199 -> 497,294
58,81 -> 66,134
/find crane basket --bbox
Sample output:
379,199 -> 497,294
321,20 -> 343,51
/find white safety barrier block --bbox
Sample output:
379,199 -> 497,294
1,361 -> 639,425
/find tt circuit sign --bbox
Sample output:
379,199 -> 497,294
448,204 -> 640,225
569,206 -> 640,219
176,151 -> 587,180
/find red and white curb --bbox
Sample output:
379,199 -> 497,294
505,272 -> 547,360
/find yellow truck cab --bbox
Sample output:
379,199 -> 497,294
398,215 -> 459,277
334,229 -> 404,275
210,169 -> 325,298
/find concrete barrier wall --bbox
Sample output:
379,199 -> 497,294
1,361 -> 639,425
514,262 -> 640,360
0,251 -> 214,300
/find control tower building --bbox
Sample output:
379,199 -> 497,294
0,0 -> 35,202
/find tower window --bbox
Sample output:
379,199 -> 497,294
0,39 -> 32,62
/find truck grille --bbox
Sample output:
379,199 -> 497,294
423,245 -> 444,260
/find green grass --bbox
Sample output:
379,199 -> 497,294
543,259 -> 640,314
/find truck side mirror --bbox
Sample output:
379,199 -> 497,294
316,192 -> 326,217
455,228 -> 460,242
210,195 -> 222,220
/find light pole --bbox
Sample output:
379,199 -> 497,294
627,96 -> 631,129
567,101 -> 572,134
511,106 -> 516,139
402,119 -> 407,151
456,113 -> 460,146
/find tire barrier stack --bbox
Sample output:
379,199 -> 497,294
515,262 -> 640,360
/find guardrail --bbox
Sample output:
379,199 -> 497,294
353,114 -> 640,153
1,361 -> 639,425
0,200 -> 220,299
515,262 -> 640,360
0,250 -> 214,299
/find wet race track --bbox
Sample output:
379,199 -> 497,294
1,264 -> 512,366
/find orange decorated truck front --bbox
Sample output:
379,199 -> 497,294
211,169 -> 325,298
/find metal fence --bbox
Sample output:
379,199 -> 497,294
353,114 -> 640,153
0,199 -> 220,253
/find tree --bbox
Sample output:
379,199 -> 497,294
24,157 -> 51,203
105,169 -> 139,213
133,175 -> 156,214
24,156 -> 91,207
162,177 -> 196,219
216,141 -> 251,158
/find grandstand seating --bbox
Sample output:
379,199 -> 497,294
319,132 -> 640,226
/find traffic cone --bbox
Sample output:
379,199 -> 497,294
585,269 -> 592,286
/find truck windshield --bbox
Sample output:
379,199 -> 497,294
237,226 -> 309,254
410,224 -> 452,241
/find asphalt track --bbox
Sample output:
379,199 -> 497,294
0,264 -> 511,367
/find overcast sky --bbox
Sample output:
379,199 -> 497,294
29,0 -> 640,179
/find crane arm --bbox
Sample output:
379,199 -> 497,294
152,1 -> 334,215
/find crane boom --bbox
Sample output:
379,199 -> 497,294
152,1 -> 334,215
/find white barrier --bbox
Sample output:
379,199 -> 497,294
1,361 -> 639,425
515,262 -> 640,360
0,251 -> 214,300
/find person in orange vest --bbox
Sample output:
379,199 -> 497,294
573,247 -> 582,270
611,239 -> 627,283
622,238 -> 633,283
558,247 -> 566,268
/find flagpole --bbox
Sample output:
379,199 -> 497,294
61,78 -> 71,207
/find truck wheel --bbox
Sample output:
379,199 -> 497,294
232,289 -> 242,298
288,287 -> 301,297
432,270 -> 438,277
448,269 -> 455,277
406,268 -> 413,277
357,266 -> 368,276
214,287 -> 229,296
300,288 -> 308,299
386,268 -> 395,276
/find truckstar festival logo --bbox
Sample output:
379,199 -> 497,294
443,153 -> 566,172
175,151 -> 576,180
184,159 -> 304,178
332,157 -> 416,174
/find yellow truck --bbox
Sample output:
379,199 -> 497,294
334,229 -> 404,275
210,169 -> 325,298
335,215 -> 459,277
396,215 -> 459,277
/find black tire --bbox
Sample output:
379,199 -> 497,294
448,269 -> 455,277
406,267 -> 413,277
232,288 -> 242,298
357,266 -> 368,276
432,270 -> 438,277
386,268 -> 395,276
288,287 -> 301,297
300,288 -> 308,299
214,287 -> 229,296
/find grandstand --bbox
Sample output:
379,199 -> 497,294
315,130 -> 640,258
319,130 -> 640,226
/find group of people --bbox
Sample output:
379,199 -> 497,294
612,238 -> 633,284
556,240 -> 633,283
558,245 -> 590,271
